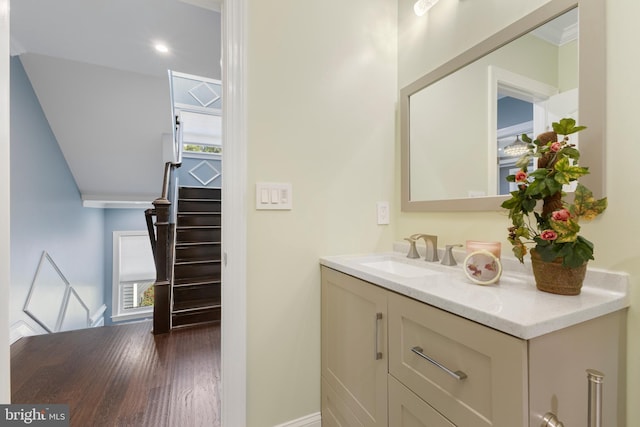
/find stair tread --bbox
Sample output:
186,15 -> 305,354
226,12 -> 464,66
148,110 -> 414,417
175,259 -> 221,266
176,242 -> 220,247
173,301 -> 221,312
175,242 -> 220,247
173,280 -> 221,287
176,225 -> 221,229
178,212 -> 221,215
179,197 -> 222,202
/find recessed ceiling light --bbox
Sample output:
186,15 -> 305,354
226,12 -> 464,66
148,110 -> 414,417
154,43 -> 170,54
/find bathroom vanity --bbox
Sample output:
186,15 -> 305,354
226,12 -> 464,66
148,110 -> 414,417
320,251 -> 629,427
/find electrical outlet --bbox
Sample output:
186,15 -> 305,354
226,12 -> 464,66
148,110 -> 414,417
376,201 -> 390,225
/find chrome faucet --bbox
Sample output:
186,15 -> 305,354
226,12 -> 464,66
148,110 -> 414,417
412,234 -> 439,262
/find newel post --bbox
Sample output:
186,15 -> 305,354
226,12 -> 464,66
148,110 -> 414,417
152,197 -> 172,334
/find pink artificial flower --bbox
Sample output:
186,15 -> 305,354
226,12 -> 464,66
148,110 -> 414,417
552,208 -> 571,221
540,230 -> 558,241
515,170 -> 528,182
550,142 -> 562,152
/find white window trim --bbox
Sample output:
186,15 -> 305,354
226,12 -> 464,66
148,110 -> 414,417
111,230 -> 154,323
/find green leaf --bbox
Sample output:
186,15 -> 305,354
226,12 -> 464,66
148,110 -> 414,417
501,196 -> 519,210
529,168 -> 549,179
552,118 -> 587,136
554,157 -> 590,184
522,197 -> 537,212
525,179 -> 544,197
545,177 -> 563,196
512,243 -> 527,263
561,146 -> 580,160
563,239 -> 594,267
533,243 -> 559,262
550,218 -> 580,243
573,183 -> 608,220
515,154 -> 532,169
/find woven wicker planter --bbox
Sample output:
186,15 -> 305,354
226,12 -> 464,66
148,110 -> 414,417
530,250 -> 587,295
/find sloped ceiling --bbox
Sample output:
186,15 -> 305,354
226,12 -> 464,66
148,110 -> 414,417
10,0 -> 221,206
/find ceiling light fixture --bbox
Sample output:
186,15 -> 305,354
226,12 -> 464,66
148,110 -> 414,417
154,43 -> 170,54
414,0 -> 441,17
503,135 -> 530,157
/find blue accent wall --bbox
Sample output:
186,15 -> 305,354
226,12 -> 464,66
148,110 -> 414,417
10,57 -> 106,332
497,96 -> 533,128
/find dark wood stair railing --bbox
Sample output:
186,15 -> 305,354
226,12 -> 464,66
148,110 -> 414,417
146,161 -> 178,335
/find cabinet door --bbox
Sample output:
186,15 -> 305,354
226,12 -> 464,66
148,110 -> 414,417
388,292 -> 528,427
529,310 -> 626,427
321,267 -> 388,427
322,377 -> 365,427
389,375 -> 456,427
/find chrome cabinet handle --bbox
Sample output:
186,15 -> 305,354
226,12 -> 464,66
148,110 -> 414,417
374,312 -> 383,360
410,346 -> 467,380
587,369 -> 604,427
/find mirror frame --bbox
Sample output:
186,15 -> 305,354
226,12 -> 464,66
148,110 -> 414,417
401,0 -> 605,212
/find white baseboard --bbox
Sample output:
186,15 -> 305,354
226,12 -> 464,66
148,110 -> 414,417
9,320 -> 37,344
273,412 -> 321,427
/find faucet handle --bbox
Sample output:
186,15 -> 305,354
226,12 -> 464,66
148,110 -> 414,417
441,244 -> 463,266
404,237 -> 420,259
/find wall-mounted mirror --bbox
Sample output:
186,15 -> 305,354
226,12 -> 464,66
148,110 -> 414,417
401,0 -> 605,211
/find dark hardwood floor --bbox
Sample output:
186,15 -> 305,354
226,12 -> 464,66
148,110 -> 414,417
11,320 -> 221,427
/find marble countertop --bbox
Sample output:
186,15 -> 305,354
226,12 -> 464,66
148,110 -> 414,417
320,245 -> 630,340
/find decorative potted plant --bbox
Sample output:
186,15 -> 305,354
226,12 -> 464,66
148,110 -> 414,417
501,118 -> 607,295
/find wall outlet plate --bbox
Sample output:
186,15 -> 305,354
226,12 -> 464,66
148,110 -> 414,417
376,201 -> 389,225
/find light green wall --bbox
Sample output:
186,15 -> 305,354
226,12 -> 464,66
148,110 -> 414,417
397,0 -> 640,424
558,39 -> 578,91
246,0 -> 397,425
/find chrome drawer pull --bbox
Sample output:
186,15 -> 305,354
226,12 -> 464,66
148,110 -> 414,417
410,346 -> 467,381
374,312 -> 383,360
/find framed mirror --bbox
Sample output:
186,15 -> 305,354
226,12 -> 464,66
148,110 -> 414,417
401,0 -> 605,211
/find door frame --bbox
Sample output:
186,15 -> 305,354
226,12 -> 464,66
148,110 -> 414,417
220,0 -> 248,426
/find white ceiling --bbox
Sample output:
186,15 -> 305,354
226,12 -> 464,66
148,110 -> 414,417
10,0 -> 222,206
11,0 -> 221,78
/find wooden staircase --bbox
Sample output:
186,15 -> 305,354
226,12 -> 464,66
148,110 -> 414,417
171,186 -> 222,328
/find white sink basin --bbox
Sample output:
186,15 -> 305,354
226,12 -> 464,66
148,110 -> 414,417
361,260 -> 438,278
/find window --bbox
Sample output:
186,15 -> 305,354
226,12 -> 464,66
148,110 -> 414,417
112,231 -> 155,322
179,111 -> 222,157
169,71 -> 222,159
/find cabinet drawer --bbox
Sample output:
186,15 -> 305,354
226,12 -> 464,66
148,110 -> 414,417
388,292 -> 528,427
389,375 -> 455,427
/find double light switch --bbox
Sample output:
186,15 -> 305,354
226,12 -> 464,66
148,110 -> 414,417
256,182 -> 293,210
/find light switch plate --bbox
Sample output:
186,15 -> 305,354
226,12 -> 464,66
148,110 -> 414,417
256,182 -> 293,210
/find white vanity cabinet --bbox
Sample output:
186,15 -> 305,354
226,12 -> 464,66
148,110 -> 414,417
320,266 -> 626,427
